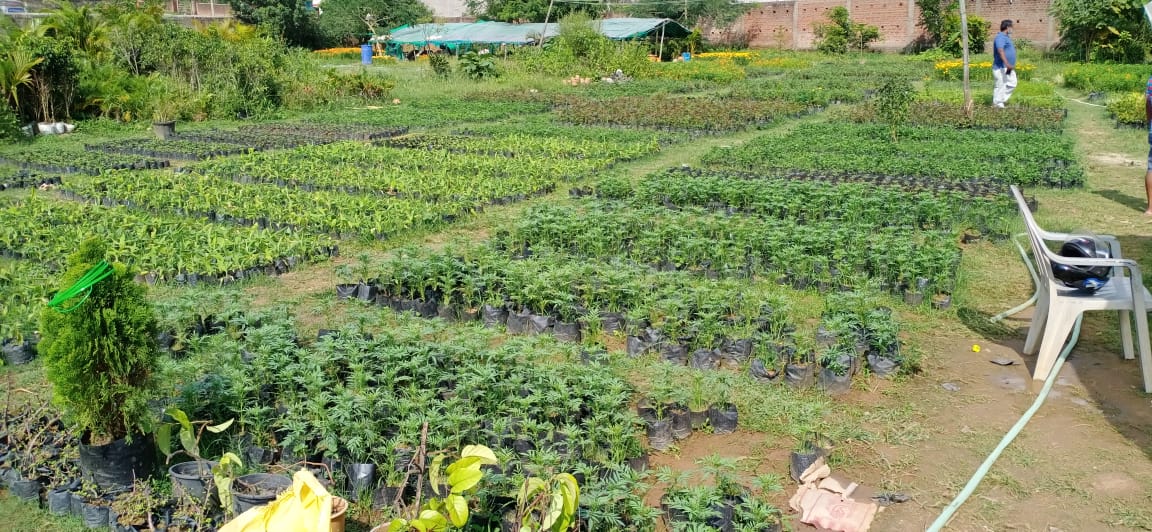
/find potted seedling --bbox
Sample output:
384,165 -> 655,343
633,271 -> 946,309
706,373 -> 738,435
818,343 -> 855,396
151,96 -> 179,141
687,374 -> 710,430
157,407 -> 235,506
39,239 -> 159,490
109,479 -> 164,531
784,340 -> 816,389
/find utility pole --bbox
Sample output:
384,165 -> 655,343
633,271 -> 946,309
959,0 -> 973,118
539,0 -> 555,47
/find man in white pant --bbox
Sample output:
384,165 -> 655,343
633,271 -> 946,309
992,20 -> 1017,108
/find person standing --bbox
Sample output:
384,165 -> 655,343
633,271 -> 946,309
1144,73 -> 1152,215
992,20 -> 1017,108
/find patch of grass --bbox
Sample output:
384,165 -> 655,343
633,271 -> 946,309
1109,505 -> 1152,530
0,493 -> 87,532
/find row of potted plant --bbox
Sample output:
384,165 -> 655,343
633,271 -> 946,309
701,122 -> 1084,188
600,169 -> 1017,238
175,124 -> 409,151
84,138 -> 255,161
554,96 -> 807,132
849,100 -> 1067,132
0,195 -> 336,285
0,149 -> 169,175
381,132 -> 660,161
0,171 -> 61,191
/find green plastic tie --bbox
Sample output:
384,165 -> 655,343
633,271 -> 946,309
48,260 -> 114,314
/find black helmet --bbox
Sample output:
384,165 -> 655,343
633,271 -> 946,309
1051,236 -> 1111,292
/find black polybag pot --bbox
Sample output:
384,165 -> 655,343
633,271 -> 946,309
1,340 -> 34,365
346,463 -> 376,497
645,418 -> 673,451
373,485 -> 402,510
553,321 -> 581,342
689,409 -> 708,430
706,500 -> 735,531
81,501 -> 110,529
355,282 -> 376,302
784,363 -> 815,389
790,441 -> 824,482
481,304 -> 508,328
660,343 -> 688,365
169,460 -> 217,502
867,352 -> 900,378
626,336 -> 649,358
709,403 -> 738,435
9,478 -> 41,504
505,309 -> 530,335
436,303 -> 457,322
47,488 -> 71,515
627,453 -> 649,472
601,312 -> 626,334
335,284 -> 357,300
720,338 -> 753,363
819,367 -> 853,395
527,314 -> 553,336
690,348 -> 720,370
246,445 -> 275,466
750,358 -> 779,383
413,298 -> 438,318
79,432 -> 156,490
669,405 -> 692,440
232,473 -> 292,515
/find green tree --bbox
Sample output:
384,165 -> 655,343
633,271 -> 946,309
318,0 -> 430,46
1051,0 -> 1151,63
39,238 -> 160,443
917,1 -> 988,56
465,0 -> 597,23
814,6 -> 880,54
229,0 -> 323,48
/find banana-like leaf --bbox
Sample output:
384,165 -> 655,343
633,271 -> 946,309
429,454 -> 446,495
206,418 -> 234,433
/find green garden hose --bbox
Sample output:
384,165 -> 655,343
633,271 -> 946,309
926,314 -> 1083,531
47,260 -> 114,313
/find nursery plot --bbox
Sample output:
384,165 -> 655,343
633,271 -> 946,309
191,142 -> 609,202
0,148 -> 168,175
455,118 -> 681,145
849,101 -> 1066,132
492,202 -> 961,298
728,76 -> 871,106
0,259 -> 51,350
308,98 -> 550,128
381,132 -> 660,161
702,122 -> 1083,187
0,195 -> 335,283
0,170 -> 61,191
176,124 -> 408,151
85,138 -> 255,160
62,171 -> 474,240
554,96 -> 806,132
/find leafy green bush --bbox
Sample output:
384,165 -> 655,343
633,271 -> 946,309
518,13 -> 652,78
39,238 -> 160,442
429,52 -> 452,78
814,6 -> 880,54
0,104 -> 24,142
459,51 -> 499,80
1107,92 -> 1146,126
1063,63 -> 1149,93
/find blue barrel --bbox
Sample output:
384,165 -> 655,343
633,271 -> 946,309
682,52 -> 691,62
361,44 -> 373,65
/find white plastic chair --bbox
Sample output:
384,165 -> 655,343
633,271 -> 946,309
1010,186 -> 1152,392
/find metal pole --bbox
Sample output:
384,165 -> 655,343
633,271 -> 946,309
539,0 -> 555,47
658,21 -> 665,61
959,0 -> 973,117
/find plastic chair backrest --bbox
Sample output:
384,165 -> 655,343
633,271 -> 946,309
1010,186 -> 1058,288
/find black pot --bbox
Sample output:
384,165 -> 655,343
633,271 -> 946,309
481,304 -> 508,328
626,336 -> 650,358
9,478 -> 41,505
553,321 -> 581,342
660,343 -> 688,365
904,291 -> 924,306
867,352 -> 900,378
527,314 -> 553,336
600,312 -> 626,334
708,403 -> 738,434
784,363 -> 815,389
626,454 -> 649,472
505,309 -> 530,335
169,460 -> 217,503
81,501 -> 110,529
413,298 -> 438,318
645,418 -> 673,451
245,445 -> 275,466
373,485 -> 402,510
335,284 -> 357,300
78,432 -> 156,490
436,303 -> 457,322
232,473 -> 292,515
47,488 -> 72,515
790,442 -> 824,482
720,338 -> 753,363
669,405 -> 692,440
1,340 -> 35,365
346,463 -> 376,498
689,409 -> 709,430
355,282 -> 377,302
750,358 -> 779,383
690,348 -> 719,370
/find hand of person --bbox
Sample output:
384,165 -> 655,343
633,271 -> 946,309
1006,67 -> 1013,75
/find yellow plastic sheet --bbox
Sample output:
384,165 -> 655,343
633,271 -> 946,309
221,470 -> 333,532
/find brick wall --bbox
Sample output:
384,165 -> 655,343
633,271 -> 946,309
734,0 -> 1056,50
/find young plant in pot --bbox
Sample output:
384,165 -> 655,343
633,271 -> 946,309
511,471 -> 580,532
379,438 -> 499,532
686,374 -> 710,430
783,340 -> 816,389
39,238 -> 160,490
110,479 -> 165,531
157,407 -> 235,506
706,373 -> 738,435
73,478 -> 113,528
151,95 -> 179,141
818,343 -> 855,396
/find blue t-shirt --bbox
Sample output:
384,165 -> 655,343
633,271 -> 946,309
993,32 -> 1015,69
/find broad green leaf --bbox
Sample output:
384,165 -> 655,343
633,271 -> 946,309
445,493 -> 469,527
386,520 -> 408,532
448,467 -> 483,493
461,444 -> 498,464
165,407 -> 192,433
206,418 -> 234,433
541,492 -> 563,530
518,477 -> 546,502
445,456 -> 482,474
416,510 -> 448,531
155,424 -> 173,457
430,454 -> 446,495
